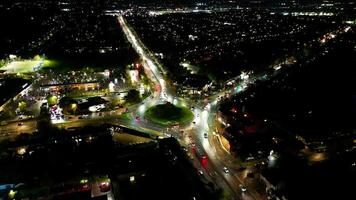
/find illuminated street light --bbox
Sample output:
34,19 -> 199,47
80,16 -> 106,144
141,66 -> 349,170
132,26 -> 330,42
9,54 -> 17,59
17,147 -> 26,155
268,150 -> 278,167
109,81 -> 115,92
240,71 -> 249,80
139,84 -> 145,95
130,176 -> 135,183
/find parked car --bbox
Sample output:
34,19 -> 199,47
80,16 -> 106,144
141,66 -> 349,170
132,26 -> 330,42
239,184 -> 247,192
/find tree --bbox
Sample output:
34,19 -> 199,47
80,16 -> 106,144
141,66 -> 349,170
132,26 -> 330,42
18,101 -> 27,111
47,95 -> 58,106
59,97 -> 74,108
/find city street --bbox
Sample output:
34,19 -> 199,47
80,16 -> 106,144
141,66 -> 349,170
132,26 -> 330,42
118,14 -> 263,200
117,14 -> 350,200
0,9 -> 350,200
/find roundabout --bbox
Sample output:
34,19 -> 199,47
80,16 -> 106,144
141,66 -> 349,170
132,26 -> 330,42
144,102 -> 194,126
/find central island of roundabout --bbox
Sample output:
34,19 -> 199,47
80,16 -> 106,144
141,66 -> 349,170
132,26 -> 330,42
144,102 -> 194,126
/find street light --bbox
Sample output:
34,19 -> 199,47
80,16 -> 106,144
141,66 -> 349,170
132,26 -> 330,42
109,81 -> 115,92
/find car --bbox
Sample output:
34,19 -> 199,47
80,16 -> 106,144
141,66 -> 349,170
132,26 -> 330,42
239,184 -> 247,192
99,182 -> 110,192
198,170 -> 204,176
247,172 -> 254,178
238,166 -> 246,171
17,122 -> 23,126
246,156 -> 255,161
223,167 -> 229,173
79,184 -> 90,191
204,133 -> 208,138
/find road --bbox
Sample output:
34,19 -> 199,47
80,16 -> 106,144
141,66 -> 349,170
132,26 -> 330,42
0,15 -> 264,200
1,13 -> 347,200
117,14 -> 347,199
0,120 -> 37,141
118,15 -> 261,200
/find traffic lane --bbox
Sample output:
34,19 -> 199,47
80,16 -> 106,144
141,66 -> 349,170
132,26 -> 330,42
207,99 -> 264,200
212,148 -> 257,200
206,114 -> 262,200
181,112 -> 238,199
0,120 -> 37,139
190,128 -> 240,199
191,109 -> 258,200
121,14 -> 259,200
119,16 -> 173,102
